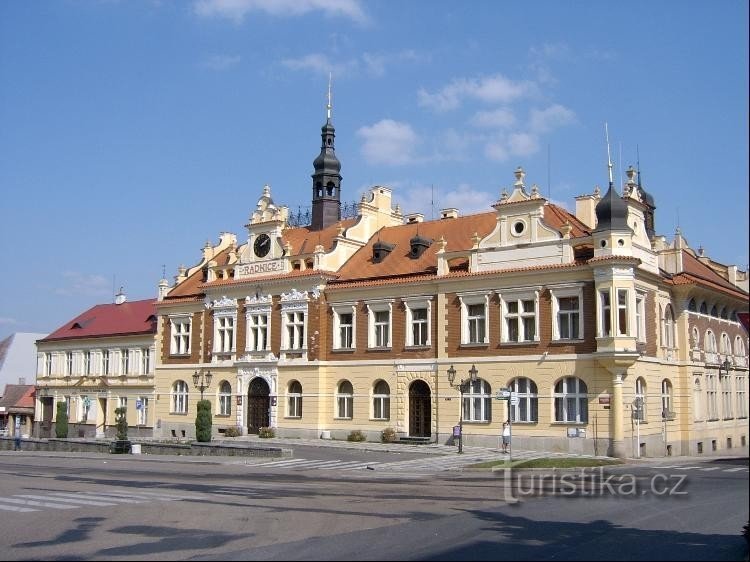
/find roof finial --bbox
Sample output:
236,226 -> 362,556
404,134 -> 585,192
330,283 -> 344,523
605,122 -> 613,185
326,71 -> 332,121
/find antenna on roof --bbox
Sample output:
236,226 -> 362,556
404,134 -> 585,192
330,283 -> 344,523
161,264 -> 166,279
326,71 -> 332,121
431,184 -> 434,220
618,142 -> 623,190
605,122 -> 613,185
112,274 -> 116,304
547,144 -> 551,200
636,144 -> 642,188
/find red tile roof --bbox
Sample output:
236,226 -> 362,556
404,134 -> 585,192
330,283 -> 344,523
40,299 -> 157,342
665,251 -> 749,300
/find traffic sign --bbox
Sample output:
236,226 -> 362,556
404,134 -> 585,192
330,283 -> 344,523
510,392 -> 519,406
496,387 -> 511,400
135,399 -> 143,410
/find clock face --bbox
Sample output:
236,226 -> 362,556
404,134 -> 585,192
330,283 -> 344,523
254,233 -> 271,258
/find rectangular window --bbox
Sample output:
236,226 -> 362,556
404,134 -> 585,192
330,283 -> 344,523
722,375 -> 733,419
170,318 -> 191,355
706,374 -> 718,420
557,296 -> 580,340
83,351 -> 91,376
504,297 -> 537,342
737,375 -> 747,418
339,312 -> 354,349
374,310 -> 390,347
467,303 -> 486,344
285,311 -> 306,350
141,348 -> 151,374
288,394 -> 302,418
66,351 -> 73,375
411,307 -> 429,346
635,292 -> 646,342
45,352 -> 52,376
373,395 -> 390,420
120,349 -> 129,375
137,397 -> 149,425
600,290 -> 612,336
248,314 -> 268,351
617,289 -> 629,336
216,316 -> 235,353
119,396 -> 127,411
102,350 -> 110,375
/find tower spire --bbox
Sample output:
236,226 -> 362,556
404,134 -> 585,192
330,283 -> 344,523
327,72 -> 332,121
605,122 -> 613,185
311,74 -> 342,230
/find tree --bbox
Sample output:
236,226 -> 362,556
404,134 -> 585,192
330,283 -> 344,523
114,407 -> 128,441
55,401 -> 68,438
195,399 -> 212,442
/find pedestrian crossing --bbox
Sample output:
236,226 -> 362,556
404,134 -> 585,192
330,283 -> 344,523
0,489 -> 201,513
646,464 -> 748,473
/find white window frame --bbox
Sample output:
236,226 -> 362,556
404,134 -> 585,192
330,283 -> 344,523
463,379 -> 492,422
137,396 -> 149,426
509,377 -> 538,423
210,297 -> 238,356
458,292 -> 489,345
65,351 -> 73,376
599,289 -> 612,337
372,380 -> 391,420
102,349 -> 110,375
616,288 -> 630,336
404,296 -> 432,347
141,347 -> 151,374
367,300 -> 393,349
336,380 -> 354,419
554,377 -> 589,423
245,294 -> 273,353
635,291 -> 646,343
83,351 -> 91,376
661,379 -> 673,418
218,380 -> 232,416
120,349 -> 129,375
280,289 -> 309,356
118,396 -> 128,411
170,316 -> 192,356
332,303 -> 356,350
500,288 -> 540,343
635,377 -> 647,421
45,352 -> 52,377
706,373 -> 718,420
721,373 -> 733,419
737,374 -> 747,418
549,284 -> 584,341
662,304 -> 676,349
172,380 -> 189,414
693,376 -> 702,422
287,381 -> 303,418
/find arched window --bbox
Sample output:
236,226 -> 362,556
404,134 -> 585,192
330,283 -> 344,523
337,380 -> 353,419
554,377 -> 588,423
288,380 -> 302,418
720,307 -> 728,319
662,304 -> 676,349
635,377 -> 647,421
710,305 -> 718,317
373,380 -> 390,420
218,380 -> 232,416
688,298 -> 697,312
699,301 -> 708,314
693,377 -> 702,421
509,377 -> 538,422
705,330 -> 717,354
691,327 -> 700,349
720,333 -> 732,358
172,380 -> 188,414
661,379 -> 673,418
734,336 -> 746,360
463,378 -> 491,422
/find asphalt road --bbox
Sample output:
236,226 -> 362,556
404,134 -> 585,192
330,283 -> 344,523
0,452 -> 746,561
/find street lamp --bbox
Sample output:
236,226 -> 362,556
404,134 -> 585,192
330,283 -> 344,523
447,364 -> 478,454
718,357 -> 732,377
193,369 -> 213,400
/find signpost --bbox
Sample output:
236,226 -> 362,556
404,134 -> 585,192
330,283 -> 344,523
495,387 -> 514,462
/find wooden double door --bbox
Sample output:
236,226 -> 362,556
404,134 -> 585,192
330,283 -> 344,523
409,380 -> 431,437
247,377 -> 270,435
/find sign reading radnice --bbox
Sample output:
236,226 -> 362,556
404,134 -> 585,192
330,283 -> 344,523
235,259 -> 285,278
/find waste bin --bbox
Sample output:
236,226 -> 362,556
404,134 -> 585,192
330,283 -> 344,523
453,425 -> 461,437
131,443 -> 142,455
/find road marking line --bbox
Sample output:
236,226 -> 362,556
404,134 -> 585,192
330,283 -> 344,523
49,492 -> 147,504
724,467 -> 748,472
1,497 -> 79,509
16,494 -> 117,507
0,504 -> 37,512
699,467 -> 722,471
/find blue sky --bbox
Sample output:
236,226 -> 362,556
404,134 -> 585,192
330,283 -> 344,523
1,0 -> 748,341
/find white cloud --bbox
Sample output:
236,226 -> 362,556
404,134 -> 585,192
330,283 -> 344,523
200,54 -> 241,71
507,132 -> 540,157
441,183 -> 495,214
282,49 -> 426,79
193,0 -> 368,24
484,140 -> 509,162
529,104 -> 576,133
470,108 -> 516,129
281,53 -> 356,77
357,119 -> 420,165
394,182 -> 494,217
418,73 -> 533,112
54,272 -> 111,297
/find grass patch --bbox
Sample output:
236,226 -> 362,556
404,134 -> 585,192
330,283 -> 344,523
467,457 -> 624,469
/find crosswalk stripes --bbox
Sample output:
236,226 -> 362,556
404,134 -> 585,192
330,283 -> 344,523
645,464 -> 748,473
257,458 -> 381,471
0,489 -> 200,513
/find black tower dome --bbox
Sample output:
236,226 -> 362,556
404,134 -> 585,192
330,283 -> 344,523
594,183 -> 630,232
311,76 -> 342,231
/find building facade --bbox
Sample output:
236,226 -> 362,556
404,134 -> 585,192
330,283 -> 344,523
34,293 -> 157,438
150,100 -> 749,457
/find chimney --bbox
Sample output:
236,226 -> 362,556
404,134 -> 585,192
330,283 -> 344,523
440,208 -> 459,219
575,188 -> 601,229
405,213 -> 424,223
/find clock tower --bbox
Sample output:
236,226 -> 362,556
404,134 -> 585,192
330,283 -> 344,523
311,74 -> 342,231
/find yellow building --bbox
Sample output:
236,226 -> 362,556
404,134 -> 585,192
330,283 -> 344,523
152,103 -> 749,457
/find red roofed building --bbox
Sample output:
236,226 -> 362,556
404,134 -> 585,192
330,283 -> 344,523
34,292 -> 157,438
149,99 -> 748,458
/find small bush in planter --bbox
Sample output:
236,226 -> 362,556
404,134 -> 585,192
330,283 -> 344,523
223,426 -> 242,437
55,402 -> 69,438
114,407 -> 128,441
195,400 -> 212,442
381,427 -> 397,443
347,429 -> 366,442
258,427 -> 275,438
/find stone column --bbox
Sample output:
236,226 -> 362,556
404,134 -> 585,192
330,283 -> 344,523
611,372 -> 626,458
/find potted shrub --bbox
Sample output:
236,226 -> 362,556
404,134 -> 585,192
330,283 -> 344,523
109,406 -> 131,454
347,429 -> 366,442
195,399 -> 212,442
381,427 -> 397,443
55,402 -> 68,438
258,426 -> 275,438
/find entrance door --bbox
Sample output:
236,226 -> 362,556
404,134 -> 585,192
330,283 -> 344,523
409,380 -> 431,437
247,378 -> 270,435
40,398 -> 54,438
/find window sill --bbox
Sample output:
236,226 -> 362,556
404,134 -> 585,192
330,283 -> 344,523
549,339 -> 585,345
551,421 -> 587,426
461,420 -> 491,425
367,347 -> 392,352
215,414 -> 232,418
333,417 -> 353,421
370,418 -> 390,422
459,343 -> 488,349
510,421 -> 538,425
405,345 -> 431,351
706,418 -> 720,422
170,412 -> 189,416
285,416 -> 302,420
169,354 -> 191,358
331,348 -> 356,354
499,340 -> 540,346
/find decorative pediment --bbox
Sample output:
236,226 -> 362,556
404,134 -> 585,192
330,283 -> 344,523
245,294 -> 272,306
250,184 -> 288,225
280,288 -> 309,302
206,296 -> 237,310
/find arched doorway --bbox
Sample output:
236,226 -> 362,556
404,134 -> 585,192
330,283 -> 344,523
247,377 -> 270,434
409,380 -> 431,437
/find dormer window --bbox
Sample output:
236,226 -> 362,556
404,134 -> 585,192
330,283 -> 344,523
372,241 -> 395,263
409,235 -> 432,259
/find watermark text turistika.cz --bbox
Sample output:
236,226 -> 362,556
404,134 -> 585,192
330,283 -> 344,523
493,466 -> 688,502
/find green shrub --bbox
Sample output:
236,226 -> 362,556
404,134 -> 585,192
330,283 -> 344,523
114,406 -> 128,441
55,402 -> 69,438
223,426 -> 242,437
195,400 -> 212,442
347,429 -> 366,442
381,427 -> 397,443
258,426 -> 275,438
